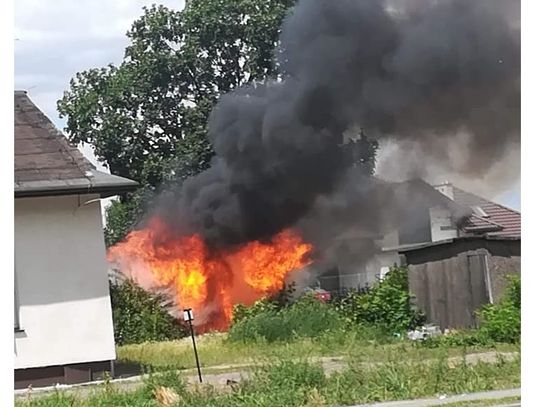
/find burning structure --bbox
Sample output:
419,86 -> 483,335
108,0 -> 520,330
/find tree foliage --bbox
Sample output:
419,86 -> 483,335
58,0 -> 295,186
103,186 -> 155,247
342,129 -> 379,175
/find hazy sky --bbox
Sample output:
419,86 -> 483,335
14,0 -> 520,211
15,0 -> 186,168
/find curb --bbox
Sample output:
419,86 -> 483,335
349,388 -> 520,407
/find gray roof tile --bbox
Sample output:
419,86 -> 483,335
14,91 -> 138,198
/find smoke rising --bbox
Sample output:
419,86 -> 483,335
156,0 -> 520,252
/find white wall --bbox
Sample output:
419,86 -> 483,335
376,231 -> 401,278
433,184 -> 455,200
429,206 -> 458,242
14,194 -> 116,369
335,232 -> 402,290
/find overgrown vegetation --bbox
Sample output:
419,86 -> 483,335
477,276 -> 520,344
109,279 -> 187,345
109,264 -> 519,355
28,273 -> 521,406
228,268 -> 520,348
117,330 -> 518,372
334,266 -> 426,333
16,355 -> 520,407
229,266 -> 424,344
229,295 -> 346,342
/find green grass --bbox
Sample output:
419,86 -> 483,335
116,330 -> 519,372
324,353 -> 520,406
16,354 -> 520,407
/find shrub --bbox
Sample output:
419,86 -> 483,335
505,275 -> 521,309
334,266 -> 425,333
109,279 -> 187,345
231,283 -> 297,325
477,276 -> 521,343
231,298 -> 279,325
229,294 -> 346,342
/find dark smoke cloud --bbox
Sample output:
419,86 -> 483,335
157,0 -> 520,250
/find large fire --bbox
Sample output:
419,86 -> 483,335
107,217 -> 313,331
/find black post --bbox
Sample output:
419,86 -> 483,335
187,314 -> 203,383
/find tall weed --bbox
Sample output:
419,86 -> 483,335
229,295 -> 345,343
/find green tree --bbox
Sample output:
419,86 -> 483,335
342,129 -> 379,175
58,0 -> 295,186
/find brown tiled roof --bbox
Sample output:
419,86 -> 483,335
461,214 -> 504,233
14,91 -> 138,198
452,186 -> 521,238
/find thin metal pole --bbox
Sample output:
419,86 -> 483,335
188,318 -> 203,383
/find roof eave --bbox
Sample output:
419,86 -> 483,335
462,226 -> 504,233
392,235 -> 521,253
15,181 -> 139,199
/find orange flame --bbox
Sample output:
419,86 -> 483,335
107,217 -> 312,331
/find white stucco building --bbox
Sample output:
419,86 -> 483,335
14,91 -> 138,388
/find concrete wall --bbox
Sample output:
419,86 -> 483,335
488,254 -> 520,302
429,206 -> 458,242
14,194 -> 116,369
324,231 -> 402,291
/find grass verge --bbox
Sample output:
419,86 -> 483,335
116,330 -> 519,372
16,352 -> 520,407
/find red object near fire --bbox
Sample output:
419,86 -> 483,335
304,287 -> 331,303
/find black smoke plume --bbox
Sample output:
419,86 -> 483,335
156,0 -> 520,250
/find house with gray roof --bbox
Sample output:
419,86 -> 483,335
14,90 -> 138,389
